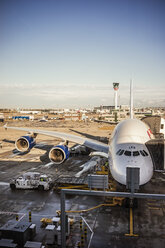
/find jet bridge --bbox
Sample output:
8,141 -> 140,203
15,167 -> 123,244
142,116 -> 165,170
141,116 -> 164,138
146,139 -> 165,170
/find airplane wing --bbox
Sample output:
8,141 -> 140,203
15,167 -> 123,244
4,126 -> 109,154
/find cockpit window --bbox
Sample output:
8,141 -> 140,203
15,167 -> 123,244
133,151 -> 140,156
124,150 -> 131,156
116,149 -> 121,155
116,149 -> 124,155
140,150 -> 148,156
143,150 -> 148,156
116,149 -> 148,157
119,150 -> 124,155
140,150 -> 145,156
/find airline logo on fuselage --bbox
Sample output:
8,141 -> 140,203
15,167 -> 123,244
147,129 -> 152,138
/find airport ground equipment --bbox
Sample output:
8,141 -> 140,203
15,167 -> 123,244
0,221 -> 32,248
54,175 -> 116,192
40,218 -> 53,227
60,189 -> 165,248
40,216 -> 71,246
54,175 -> 109,192
45,225 -> 56,245
16,214 -> 19,221
54,164 -> 114,192
29,211 -> 32,222
96,165 -> 108,175
24,241 -> 44,248
125,207 -> 138,237
10,172 -> 52,190
88,174 -> 108,190
57,201 -> 123,216
0,238 -> 17,247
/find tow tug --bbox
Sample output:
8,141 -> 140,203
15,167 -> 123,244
10,172 -> 52,190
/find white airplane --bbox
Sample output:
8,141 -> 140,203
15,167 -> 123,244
4,82 -> 154,186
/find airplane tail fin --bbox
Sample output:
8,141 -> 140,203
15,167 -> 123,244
130,80 -> 133,119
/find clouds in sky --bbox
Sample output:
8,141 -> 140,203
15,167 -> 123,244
0,83 -> 164,108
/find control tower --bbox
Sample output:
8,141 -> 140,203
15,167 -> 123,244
113,82 -> 119,110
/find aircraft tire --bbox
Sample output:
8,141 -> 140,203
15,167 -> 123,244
10,184 -> 16,190
38,185 -> 44,191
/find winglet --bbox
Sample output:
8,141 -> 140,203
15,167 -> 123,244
130,80 -> 134,119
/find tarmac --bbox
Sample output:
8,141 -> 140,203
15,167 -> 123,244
0,121 -> 165,247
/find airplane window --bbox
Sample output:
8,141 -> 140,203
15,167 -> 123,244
133,151 -> 140,156
116,149 -> 121,155
140,150 -> 145,156
119,150 -> 124,155
143,150 -> 148,156
124,150 -> 131,156
116,149 -> 124,155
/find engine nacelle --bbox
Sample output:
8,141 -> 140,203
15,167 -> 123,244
49,145 -> 70,164
15,136 -> 36,152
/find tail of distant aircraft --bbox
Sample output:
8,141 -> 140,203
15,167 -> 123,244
130,80 -> 134,119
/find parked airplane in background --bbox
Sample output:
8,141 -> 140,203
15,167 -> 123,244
4,82 -> 154,186
39,116 -> 48,122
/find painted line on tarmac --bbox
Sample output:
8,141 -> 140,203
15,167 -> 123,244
18,213 -> 26,221
0,211 -> 23,215
0,211 -> 57,217
0,182 -> 9,186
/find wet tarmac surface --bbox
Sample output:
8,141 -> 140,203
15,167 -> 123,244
0,157 -> 165,247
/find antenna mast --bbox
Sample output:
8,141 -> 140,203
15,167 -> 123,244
130,80 -> 133,119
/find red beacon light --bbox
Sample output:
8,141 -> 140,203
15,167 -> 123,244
113,82 -> 119,91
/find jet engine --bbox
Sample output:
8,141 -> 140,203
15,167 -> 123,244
49,145 -> 70,164
15,136 -> 36,152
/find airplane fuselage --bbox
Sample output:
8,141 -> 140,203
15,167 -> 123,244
109,119 -> 154,185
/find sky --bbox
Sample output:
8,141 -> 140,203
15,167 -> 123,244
0,0 -> 165,108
